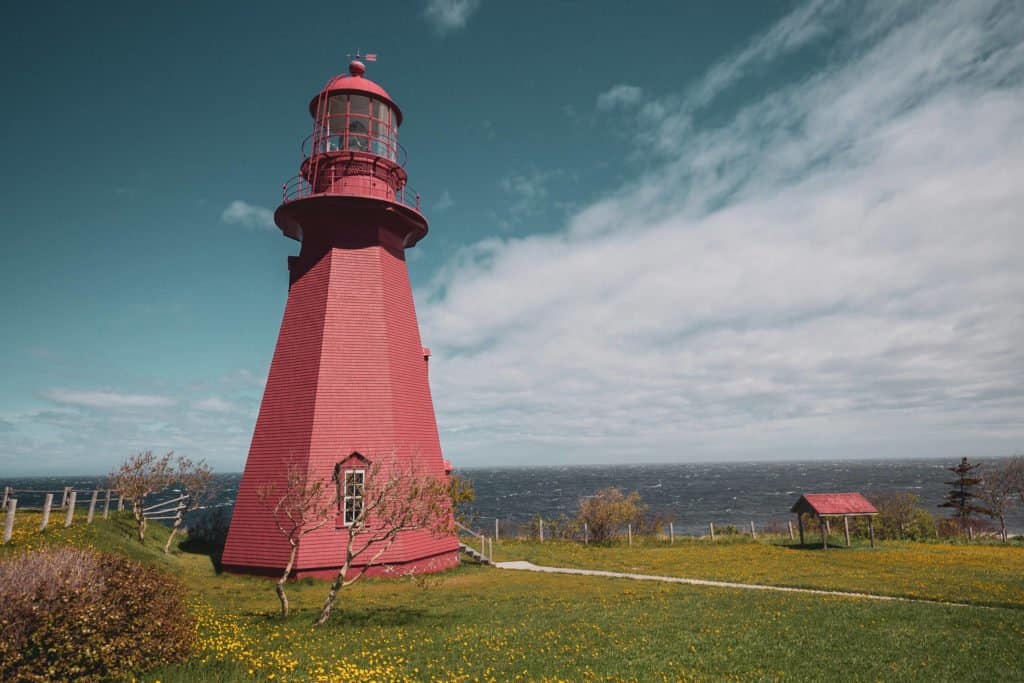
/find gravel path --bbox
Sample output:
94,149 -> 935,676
494,560 -> 982,608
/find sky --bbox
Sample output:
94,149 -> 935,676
0,0 -> 1022,475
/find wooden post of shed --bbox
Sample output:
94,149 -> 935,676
788,520 -> 795,541
797,515 -> 804,545
868,516 -> 875,548
64,491 -> 77,527
87,490 -> 99,524
40,493 -> 53,530
3,498 -> 16,543
709,522 -> 716,540
103,490 -> 111,519
825,518 -> 831,536
843,516 -> 851,547
820,517 -> 828,550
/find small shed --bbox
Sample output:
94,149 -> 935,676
790,493 -> 879,548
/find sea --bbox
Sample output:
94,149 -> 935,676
4,458 -> 1022,535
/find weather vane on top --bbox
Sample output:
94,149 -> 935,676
347,50 -> 378,63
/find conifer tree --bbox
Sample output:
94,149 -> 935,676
938,456 -> 989,535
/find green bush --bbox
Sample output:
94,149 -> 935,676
0,546 -> 195,682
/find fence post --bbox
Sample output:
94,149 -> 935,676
539,518 -> 544,543
103,490 -> 111,519
61,486 -> 71,510
669,522 -> 674,545
627,523 -> 632,547
788,520 -> 795,541
584,522 -> 588,545
41,493 -> 53,531
64,491 -> 77,527
709,522 -> 715,541
3,498 -> 16,543
117,495 -> 124,512
750,520 -> 757,539
87,490 -> 99,524
2,486 -> 9,510
495,518 -> 499,542
968,526 -> 974,541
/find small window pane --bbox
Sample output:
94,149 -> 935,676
349,96 -> 371,116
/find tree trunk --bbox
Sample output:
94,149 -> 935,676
163,516 -> 183,554
316,551 -> 352,625
277,542 -> 299,618
1000,515 -> 1007,543
134,503 -> 147,542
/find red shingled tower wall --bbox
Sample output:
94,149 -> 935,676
221,59 -> 459,577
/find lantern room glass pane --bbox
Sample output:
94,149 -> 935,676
349,95 -> 371,116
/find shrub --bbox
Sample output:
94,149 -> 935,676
0,547 -> 195,682
576,488 -> 647,544
869,492 -> 937,540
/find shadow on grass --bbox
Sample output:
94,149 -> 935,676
178,537 -> 225,573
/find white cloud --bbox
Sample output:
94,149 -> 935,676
420,0 -> 1024,465
221,200 -> 275,230
434,190 -> 455,211
596,84 -> 644,111
423,0 -> 481,35
43,389 -> 176,409
193,396 -> 236,413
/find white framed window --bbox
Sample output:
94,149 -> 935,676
343,469 -> 365,526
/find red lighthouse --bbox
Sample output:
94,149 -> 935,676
222,58 -> 460,577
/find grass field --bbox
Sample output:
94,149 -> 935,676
3,512 -> 1024,682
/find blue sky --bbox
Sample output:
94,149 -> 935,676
1,0 -> 1022,475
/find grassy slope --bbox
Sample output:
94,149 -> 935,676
3,513 -> 1024,682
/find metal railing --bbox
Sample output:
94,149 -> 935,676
281,173 -> 421,212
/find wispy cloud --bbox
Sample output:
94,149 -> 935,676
221,200 -> 275,230
420,0 -> 1024,465
434,190 -> 455,211
42,389 -> 176,409
192,396 -> 237,413
596,84 -> 643,111
423,0 -> 482,35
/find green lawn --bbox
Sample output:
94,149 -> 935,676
491,536 -> 1024,608
3,513 -> 1024,682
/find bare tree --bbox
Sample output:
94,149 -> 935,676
107,451 -> 176,542
314,459 -> 454,626
575,488 -> 647,544
163,455 -> 216,554
257,463 -> 333,618
978,460 -> 1022,543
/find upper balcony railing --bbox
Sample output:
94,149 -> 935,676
281,173 -> 421,212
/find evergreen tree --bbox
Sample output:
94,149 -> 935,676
938,456 -> 989,534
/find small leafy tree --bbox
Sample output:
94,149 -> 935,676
870,492 -> 935,540
938,456 -> 989,535
448,473 -> 477,527
575,488 -> 647,544
163,455 -> 216,554
315,459 -> 454,626
258,463 -> 333,618
107,450 -> 176,542
977,460 -> 1021,543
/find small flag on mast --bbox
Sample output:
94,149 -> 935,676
364,53 -> 377,62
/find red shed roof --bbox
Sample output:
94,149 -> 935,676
791,493 -> 878,516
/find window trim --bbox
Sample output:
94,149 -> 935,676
342,468 -> 365,527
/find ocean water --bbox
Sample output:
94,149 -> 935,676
4,458 -> 1021,535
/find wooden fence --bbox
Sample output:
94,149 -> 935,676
2,485 -> 187,544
